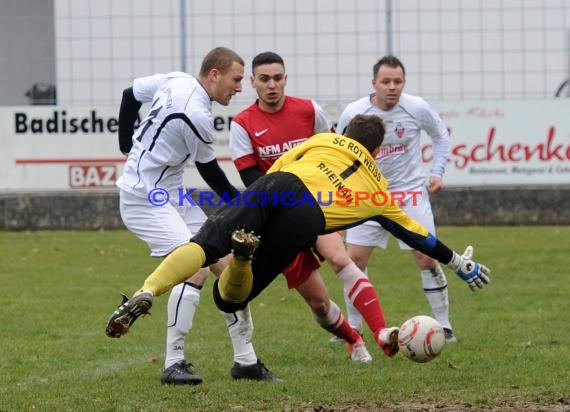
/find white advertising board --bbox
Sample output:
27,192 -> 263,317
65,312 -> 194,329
0,106 -> 240,191
1,100 -> 569,191
428,100 -> 570,185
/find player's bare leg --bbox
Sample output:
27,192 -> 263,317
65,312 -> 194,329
295,270 -> 372,363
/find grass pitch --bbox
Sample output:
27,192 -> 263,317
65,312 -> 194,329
0,227 -> 569,411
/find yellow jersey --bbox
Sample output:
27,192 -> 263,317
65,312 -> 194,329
268,132 -> 429,237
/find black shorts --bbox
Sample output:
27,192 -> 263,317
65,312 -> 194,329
192,172 -> 326,303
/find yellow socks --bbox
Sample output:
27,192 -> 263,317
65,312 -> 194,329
132,239 -> 253,304
135,242 -> 206,297
217,257 -> 253,303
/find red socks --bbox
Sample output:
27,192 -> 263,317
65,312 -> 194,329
327,313 -> 361,344
347,278 -> 386,335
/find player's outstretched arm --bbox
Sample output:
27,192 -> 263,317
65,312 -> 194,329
370,215 -> 491,291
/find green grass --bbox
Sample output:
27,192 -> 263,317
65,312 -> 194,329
0,227 -> 569,411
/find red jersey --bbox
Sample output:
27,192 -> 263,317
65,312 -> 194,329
230,96 -> 333,173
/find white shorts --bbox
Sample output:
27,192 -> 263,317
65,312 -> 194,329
345,186 -> 436,250
119,190 -> 207,257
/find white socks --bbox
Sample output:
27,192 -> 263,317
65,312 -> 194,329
165,282 -> 200,369
165,284 -> 259,368
421,265 -> 451,330
220,306 -> 258,365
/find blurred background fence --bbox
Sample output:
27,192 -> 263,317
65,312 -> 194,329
1,0 -> 570,107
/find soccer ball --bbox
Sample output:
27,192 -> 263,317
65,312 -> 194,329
398,315 -> 446,363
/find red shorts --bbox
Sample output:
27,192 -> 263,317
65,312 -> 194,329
282,249 -> 322,289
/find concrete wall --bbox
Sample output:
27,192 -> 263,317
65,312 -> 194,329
1,187 -> 569,230
429,186 -> 570,226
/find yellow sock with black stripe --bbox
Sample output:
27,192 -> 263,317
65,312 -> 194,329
217,257 -> 253,303
135,242 -> 206,297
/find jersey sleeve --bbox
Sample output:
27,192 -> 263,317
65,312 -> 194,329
132,73 -> 168,103
229,120 -> 258,171
184,109 -> 216,164
312,101 -> 335,133
418,99 -> 450,178
370,204 -> 454,264
336,107 -> 354,135
367,203 -> 439,254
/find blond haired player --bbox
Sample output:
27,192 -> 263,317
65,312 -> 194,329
113,47 -> 278,384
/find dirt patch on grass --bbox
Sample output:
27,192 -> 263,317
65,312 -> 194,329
295,398 -> 569,412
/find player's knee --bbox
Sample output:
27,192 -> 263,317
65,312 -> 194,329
187,267 -> 210,285
414,251 -> 437,270
209,255 -> 231,277
346,249 -> 368,270
326,252 -> 351,273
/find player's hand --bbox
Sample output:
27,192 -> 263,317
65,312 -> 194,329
449,246 -> 491,291
427,176 -> 443,193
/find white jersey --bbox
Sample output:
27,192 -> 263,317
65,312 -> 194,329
116,72 -> 217,198
337,93 -> 449,191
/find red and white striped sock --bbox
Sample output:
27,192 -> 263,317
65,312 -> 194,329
313,300 -> 361,344
338,262 -> 386,335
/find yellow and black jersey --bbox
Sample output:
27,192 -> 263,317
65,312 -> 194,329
268,132 -> 428,238
193,132 -> 453,309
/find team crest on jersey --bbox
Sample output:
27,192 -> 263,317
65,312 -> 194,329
394,122 -> 405,138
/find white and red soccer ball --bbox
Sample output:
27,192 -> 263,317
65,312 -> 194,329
398,315 -> 446,363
